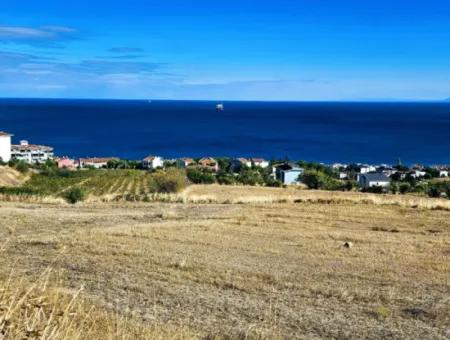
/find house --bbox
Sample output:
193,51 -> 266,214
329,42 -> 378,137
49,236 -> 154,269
142,155 -> 164,169
11,140 -> 54,164
198,157 -> 219,172
55,157 -> 76,170
78,157 -> 118,169
251,158 -> 269,168
231,158 -> 251,171
411,170 -> 427,179
439,170 -> 449,177
339,172 -> 348,179
358,172 -> 390,189
0,131 -> 12,162
380,167 -> 397,177
275,163 -> 304,185
359,165 -> 377,174
332,163 -> 347,170
176,157 -> 195,168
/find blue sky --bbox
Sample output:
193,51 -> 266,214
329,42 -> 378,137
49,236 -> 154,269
1,0 -> 450,100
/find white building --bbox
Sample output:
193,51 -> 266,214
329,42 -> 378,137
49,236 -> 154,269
339,172 -> 348,179
142,155 -> 164,169
439,170 -> 449,177
359,165 -> 377,174
251,158 -> 269,168
411,170 -> 427,179
0,131 -> 12,162
78,157 -> 118,169
358,173 -> 390,189
176,158 -> 195,168
11,140 -> 54,164
275,163 -> 304,185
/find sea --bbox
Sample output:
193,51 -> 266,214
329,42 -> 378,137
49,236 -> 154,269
1,98 -> 450,165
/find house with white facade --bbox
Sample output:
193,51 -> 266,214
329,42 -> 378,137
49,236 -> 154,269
358,172 -> 390,189
176,157 -> 195,168
275,163 -> 304,185
439,170 -> 449,177
231,158 -> 251,171
411,170 -> 427,179
142,155 -> 164,169
0,131 -> 12,162
359,165 -> 377,174
251,158 -> 269,168
11,140 -> 54,164
78,157 -> 118,169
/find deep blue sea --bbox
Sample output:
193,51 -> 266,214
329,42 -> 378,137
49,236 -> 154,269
1,99 -> 450,165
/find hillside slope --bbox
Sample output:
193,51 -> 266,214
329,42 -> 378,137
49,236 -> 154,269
0,166 -> 28,187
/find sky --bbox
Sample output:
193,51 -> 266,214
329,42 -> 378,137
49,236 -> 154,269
1,0 -> 450,101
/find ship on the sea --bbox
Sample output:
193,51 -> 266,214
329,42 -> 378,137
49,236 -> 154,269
216,103 -> 224,111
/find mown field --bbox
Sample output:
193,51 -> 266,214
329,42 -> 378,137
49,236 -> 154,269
0,184 -> 449,339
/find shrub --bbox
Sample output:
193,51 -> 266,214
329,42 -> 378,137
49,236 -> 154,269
151,168 -> 187,193
216,172 -> 236,185
301,169 -> 342,190
363,186 -> 384,194
237,168 -> 263,186
186,168 -> 215,184
399,182 -> 411,194
14,161 -> 30,174
64,187 -> 87,204
427,185 -> 441,198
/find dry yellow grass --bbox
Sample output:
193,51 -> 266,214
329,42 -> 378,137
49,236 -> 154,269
0,166 -> 29,187
0,185 -> 449,339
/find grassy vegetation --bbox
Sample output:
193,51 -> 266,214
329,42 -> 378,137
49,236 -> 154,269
0,168 -> 187,203
0,185 -> 448,339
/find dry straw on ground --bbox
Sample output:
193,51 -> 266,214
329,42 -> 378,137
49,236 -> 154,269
0,184 -> 449,339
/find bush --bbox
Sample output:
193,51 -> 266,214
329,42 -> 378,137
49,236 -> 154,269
237,168 -> 263,186
64,187 -> 87,204
363,185 -> 384,194
427,185 -> 441,198
151,168 -> 187,193
301,169 -> 342,190
399,182 -> 411,194
216,172 -> 236,185
14,161 -> 30,174
186,168 -> 215,184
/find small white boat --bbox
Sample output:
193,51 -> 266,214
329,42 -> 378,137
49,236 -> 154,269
216,103 -> 224,111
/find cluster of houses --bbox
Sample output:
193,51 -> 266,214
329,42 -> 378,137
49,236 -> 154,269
2,130 -> 450,188
333,163 -> 450,189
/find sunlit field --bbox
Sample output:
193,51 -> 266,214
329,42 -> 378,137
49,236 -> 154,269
0,184 -> 448,339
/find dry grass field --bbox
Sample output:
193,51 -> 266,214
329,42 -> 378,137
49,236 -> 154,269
0,166 -> 28,187
0,185 -> 449,339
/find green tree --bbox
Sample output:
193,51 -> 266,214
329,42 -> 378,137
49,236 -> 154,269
186,168 -> 215,184
301,170 -> 341,190
237,168 -> 263,186
399,182 -> 411,194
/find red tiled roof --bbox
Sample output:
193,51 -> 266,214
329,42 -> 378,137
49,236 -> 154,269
251,158 -> 266,163
237,157 -> 249,163
0,131 -> 13,137
143,155 -> 159,161
80,157 -> 118,163
179,157 -> 195,164
199,157 -> 217,165
11,144 -> 53,152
